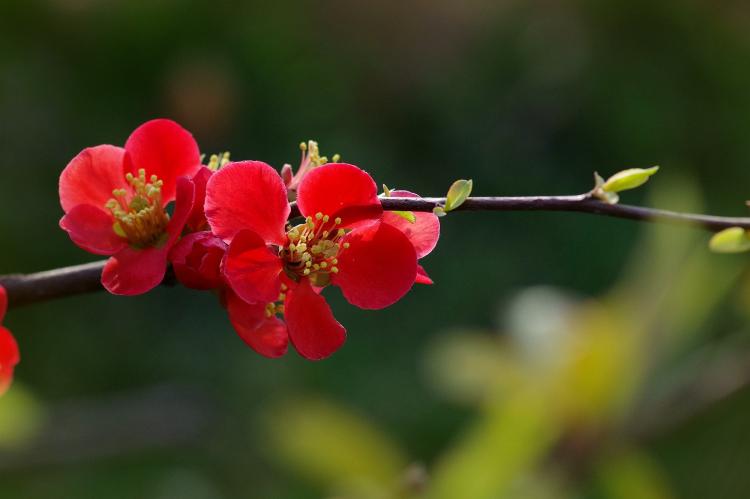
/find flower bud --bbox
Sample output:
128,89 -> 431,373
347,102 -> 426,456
169,232 -> 227,290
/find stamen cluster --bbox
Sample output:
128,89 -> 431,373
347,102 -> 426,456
282,213 -> 350,287
106,168 -> 170,248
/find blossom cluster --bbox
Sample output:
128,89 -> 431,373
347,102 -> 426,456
58,119 -> 440,361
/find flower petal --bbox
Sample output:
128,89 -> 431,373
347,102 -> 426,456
296,163 -> 382,227
415,264 -> 434,285
205,161 -> 290,245
223,229 -> 283,304
59,204 -> 126,256
59,145 -> 128,213
123,119 -> 201,203
0,326 -> 19,396
226,291 -> 288,358
102,246 -> 170,296
333,222 -> 417,309
285,279 -> 346,360
185,166 -> 213,232
382,190 -> 440,259
166,176 -> 196,243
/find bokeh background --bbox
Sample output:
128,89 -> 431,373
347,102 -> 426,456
3,1 -> 750,498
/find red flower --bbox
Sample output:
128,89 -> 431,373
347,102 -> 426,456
59,119 -> 201,295
0,286 -> 20,395
205,161 -> 439,360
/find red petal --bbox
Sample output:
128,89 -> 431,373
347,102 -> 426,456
185,166 -> 213,232
382,190 -> 440,259
169,232 -> 226,290
59,204 -> 126,256
285,279 -> 346,360
415,264 -> 434,285
0,285 -> 6,322
296,163 -> 382,227
333,222 -> 417,309
0,326 -> 19,396
223,229 -> 283,304
226,291 -> 288,358
59,145 -> 129,213
166,176 -> 196,243
205,161 -> 290,245
123,119 -> 201,204
101,246 -> 170,296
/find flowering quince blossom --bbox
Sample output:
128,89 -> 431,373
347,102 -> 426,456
204,160 -> 440,360
59,119 -> 201,295
0,286 -> 20,395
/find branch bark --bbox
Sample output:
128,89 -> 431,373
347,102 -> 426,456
3,194 -> 749,308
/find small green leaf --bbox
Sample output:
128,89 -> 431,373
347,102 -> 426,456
709,227 -> 750,253
392,210 -> 416,223
382,184 -> 392,197
592,172 -> 620,203
433,206 -> 447,217
602,166 -> 659,194
444,179 -> 473,212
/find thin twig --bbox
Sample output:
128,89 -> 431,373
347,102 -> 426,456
3,195 -> 749,308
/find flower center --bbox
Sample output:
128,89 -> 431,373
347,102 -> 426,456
105,169 -> 170,249
281,212 -> 350,287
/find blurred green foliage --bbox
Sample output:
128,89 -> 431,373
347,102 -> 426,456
3,0 -> 750,497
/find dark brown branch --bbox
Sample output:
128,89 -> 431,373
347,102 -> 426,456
1,261 -> 107,308
3,194 -> 750,308
379,195 -> 750,231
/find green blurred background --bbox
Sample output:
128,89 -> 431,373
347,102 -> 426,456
3,0 -> 750,497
